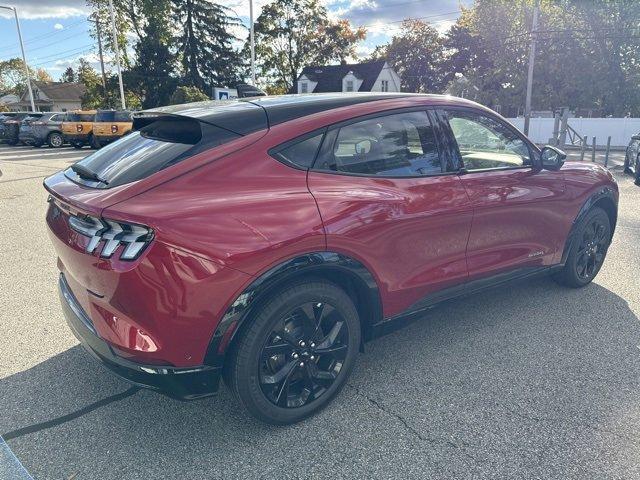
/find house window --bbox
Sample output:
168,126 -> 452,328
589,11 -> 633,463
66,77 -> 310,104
346,80 -> 354,92
381,80 -> 389,92
300,82 -> 308,94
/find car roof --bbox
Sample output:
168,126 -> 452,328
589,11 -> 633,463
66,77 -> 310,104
136,93 -> 474,136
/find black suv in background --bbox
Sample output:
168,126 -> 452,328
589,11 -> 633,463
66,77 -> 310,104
28,112 -> 66,147
0,112 -> 17,142
2,112 -> 33,145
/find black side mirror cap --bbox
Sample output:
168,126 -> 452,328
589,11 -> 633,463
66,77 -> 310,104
540,145 -> 566,171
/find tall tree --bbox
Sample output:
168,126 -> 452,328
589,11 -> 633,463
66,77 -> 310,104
0,58 -> 35,95
60,67 -> 76,83
371,20 -> 447,93
442,0 -> 640,116
252,0 -> 366,91
35,68 -> 53,82
127,0 -> 178,108
172,0 -> 242,93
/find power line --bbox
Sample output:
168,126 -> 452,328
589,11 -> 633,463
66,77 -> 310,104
0,18 -> 86,51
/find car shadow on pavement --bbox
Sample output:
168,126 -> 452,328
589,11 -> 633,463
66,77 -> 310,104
2,277 -> 640,479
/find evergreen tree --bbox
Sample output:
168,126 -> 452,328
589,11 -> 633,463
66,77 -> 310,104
172,0 -> 242,93
129,0 -> 178,108
60,67 -> 76,83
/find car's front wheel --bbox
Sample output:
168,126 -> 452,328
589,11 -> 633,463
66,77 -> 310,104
553,207 -> 611,288
226,280 -> 360,424
635,155 -> 640,186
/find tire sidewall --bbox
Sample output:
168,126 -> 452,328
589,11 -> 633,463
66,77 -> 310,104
48,132 -> 63,148
233,281 -> 360,424
566,208 -> 611,286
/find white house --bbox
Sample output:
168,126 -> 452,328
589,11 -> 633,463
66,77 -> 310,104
291,60 -> 401,94
14,81 -> 85,112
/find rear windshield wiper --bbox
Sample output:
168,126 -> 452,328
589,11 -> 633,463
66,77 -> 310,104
71,163 -> 109,185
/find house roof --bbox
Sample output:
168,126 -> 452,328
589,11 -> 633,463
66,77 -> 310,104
293,60 -> 388,93
24,81 -> 85,102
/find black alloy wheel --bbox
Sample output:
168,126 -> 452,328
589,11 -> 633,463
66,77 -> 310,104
227,280 -> 360,424
574,216 -> 609,281
259,301 -> 349,408
553,207 -> 611,288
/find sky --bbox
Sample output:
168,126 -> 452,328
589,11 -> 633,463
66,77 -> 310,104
0,0 -> 470,82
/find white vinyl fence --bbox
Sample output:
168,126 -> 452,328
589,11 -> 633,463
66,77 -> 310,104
506,117 -> 640,147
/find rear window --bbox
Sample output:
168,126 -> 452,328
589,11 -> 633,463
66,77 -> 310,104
95,111 -> 115,122
22,115 -> 43,124
95,111 -> 132,122
66,113 -> 95,122
65,116 -> 239,188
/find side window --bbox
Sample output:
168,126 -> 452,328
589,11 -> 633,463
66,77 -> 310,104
315,111 -> 442,177
272,133 -> 323,169
445,110 -> 532,170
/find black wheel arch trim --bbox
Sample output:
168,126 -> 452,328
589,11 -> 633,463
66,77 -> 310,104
560,186 -> 618,265
204,251 -> 383,368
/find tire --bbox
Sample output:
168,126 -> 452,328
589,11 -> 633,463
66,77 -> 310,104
226,280 -> 361,424
47,132 -> 64,148
623,149 -> 633,174
89,134 -> 100,149
71,141 -> 84,149
553,207 -> 611,288
635,155 -> 640,186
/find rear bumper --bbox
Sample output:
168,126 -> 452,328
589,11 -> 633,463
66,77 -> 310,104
58,273 -> 222,400
94,134 -> 121,143
63,133 -> 90,142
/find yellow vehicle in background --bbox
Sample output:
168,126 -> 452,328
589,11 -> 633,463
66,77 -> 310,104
61,110 -> 97,149
92,110 -> 133,147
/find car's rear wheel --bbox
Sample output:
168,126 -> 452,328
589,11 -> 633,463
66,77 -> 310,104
89,134 -> 100,149
553,207 -> 611,288
226,280 -> 360,424
635,155 -> 640,185
623,148 -> 632,173
47,132 -> 64,148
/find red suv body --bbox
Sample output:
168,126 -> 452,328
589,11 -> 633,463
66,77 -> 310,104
45,94 -> 618,423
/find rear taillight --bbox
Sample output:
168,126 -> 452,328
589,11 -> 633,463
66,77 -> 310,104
68,214 -> 154,260
76,124 -> 83,132
111,125 -> 118,134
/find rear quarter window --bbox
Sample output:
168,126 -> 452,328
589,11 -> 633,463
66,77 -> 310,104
66,116 -> 239,188
270,133 -> 324,169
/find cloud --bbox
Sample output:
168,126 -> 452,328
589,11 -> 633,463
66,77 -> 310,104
329,0 -> 468,31
0,0 -> 89,20
54,23 -> 64,30
50,52 -> 112,73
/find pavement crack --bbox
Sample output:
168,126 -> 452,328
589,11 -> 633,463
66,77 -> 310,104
2,387 -> 140,441
346,384 -> 480,466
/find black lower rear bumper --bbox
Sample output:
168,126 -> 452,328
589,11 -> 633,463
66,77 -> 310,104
58,274 -> 221,400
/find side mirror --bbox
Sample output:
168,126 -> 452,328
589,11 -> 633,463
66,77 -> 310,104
540,145 -> 566,171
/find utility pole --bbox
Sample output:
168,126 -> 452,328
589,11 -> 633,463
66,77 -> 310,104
91,15 -> 108,94
108,0 -> 126,109
0,5 -> 35,111
249,0 -> 256,85
523,0 -> 539,136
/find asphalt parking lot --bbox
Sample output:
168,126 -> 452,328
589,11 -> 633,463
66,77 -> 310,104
1,143 -> 639,479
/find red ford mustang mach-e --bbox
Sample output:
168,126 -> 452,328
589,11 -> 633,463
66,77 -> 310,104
44,93 -> 618,424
